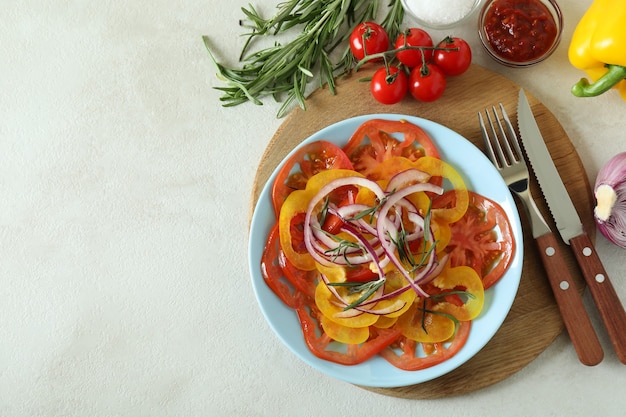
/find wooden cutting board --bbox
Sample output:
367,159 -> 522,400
250,64 -> 596,399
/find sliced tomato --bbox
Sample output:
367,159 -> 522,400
320,315 -> 370,345
415,156 -> 469,224
315,281 -> 380,328
279,169 -> 363,271
440,191 -> 516,289
342,119 -> 440,177
428,264 -> 485,321
345,265 -> 379,282
261,223 -> 305,309
279,249 -> 317,298
396,300 -> 456,343
297,300 -> 402,365
379,321 -> 471,371
271,141 -> 354,218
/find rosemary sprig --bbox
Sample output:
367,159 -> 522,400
380,0 -> 405,42
389,201 -> 438,271
419,297 -> 461,334
203,0 -> 405,118
323,236 -> 363,265
328,278 -> 386,310
319,196 -> 331,226
430,290 -> 477,302
344,192 -> 392,223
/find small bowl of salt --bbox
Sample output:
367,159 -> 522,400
401,0 -> 484,30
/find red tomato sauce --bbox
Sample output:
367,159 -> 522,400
483,0 -> 558,63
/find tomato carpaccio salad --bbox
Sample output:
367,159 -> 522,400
261,119 -> 516,370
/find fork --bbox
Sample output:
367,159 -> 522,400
480,104 -> 604,366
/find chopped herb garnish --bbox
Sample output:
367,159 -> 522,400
345,193 -> 392,223
328,278 -> 386,310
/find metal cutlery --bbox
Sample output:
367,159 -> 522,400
479,103 -> 604,366
517,89 -> 626,364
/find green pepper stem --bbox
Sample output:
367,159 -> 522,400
572,64 -> 626,97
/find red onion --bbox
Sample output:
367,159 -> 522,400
375,181 -> 443,298
594,152 -> 626,249
297,168 -> 448,313
386,168 -> 431,192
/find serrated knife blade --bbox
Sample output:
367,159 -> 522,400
517,89 -> 626,364
516,94 -> 583,243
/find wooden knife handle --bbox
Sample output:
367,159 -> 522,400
536,233 -> 604,366
570,233 -> 626,364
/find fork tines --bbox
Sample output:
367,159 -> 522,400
479,104 -> 523,170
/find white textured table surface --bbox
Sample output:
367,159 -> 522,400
2,1 -> 626,416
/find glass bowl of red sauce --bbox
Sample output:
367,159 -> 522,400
478,0 -> 562,67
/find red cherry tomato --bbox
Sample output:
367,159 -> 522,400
394,28 -> 434,68
370,66 -> 408,105
433,36 -> 472,76
408,63 -> 446,102
349,22 -> 390,61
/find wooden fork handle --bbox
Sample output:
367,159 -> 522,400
536,232 -> 604,366
570,233 -> 626,364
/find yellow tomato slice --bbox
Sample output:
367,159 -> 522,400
379,270 -> 416,318
279,169 -> 364,270
396,301 -> 456,343
431,265 -> 485,321
414,156 -> 469,224
320,315 -> 370,344
367,156 -> 427,183
373,315 -> 398,328
314,280 -> 380,328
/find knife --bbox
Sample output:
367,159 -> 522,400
518,89 -> 626,364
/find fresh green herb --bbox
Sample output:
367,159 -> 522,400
319,196 -> 331,226
203,0 -> 405,118
430,289 -> 477,301
328,278 -> 386,310
418,297 -> 461,334
345,193 -> 391,223
392,220 -> 415,268
388,201 -> 438,271
379,0 -> 404,45
321,232 -> 364,265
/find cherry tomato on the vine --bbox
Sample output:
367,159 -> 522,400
394,28 -> 434,68
433,36 -> 472,76
408,63 -> 446,102
349,22 -> 389,61
370,66 -> 408,105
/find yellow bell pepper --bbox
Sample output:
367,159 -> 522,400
568,0 -> 626,99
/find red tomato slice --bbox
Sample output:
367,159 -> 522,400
261,223 -> 306,309
342,119 -> 440,177
271,141 -> 354,218
439,191 -> 516,289
345,266 -> 379,282
297,300 -> 402,365
379,321 -> 471,371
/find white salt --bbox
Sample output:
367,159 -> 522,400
405,0 -> 477,26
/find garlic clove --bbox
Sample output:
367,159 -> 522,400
594,183 -> 617,222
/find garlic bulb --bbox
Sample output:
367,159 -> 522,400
594,152 -> 626,249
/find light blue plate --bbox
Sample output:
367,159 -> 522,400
248,114 -> 523,388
